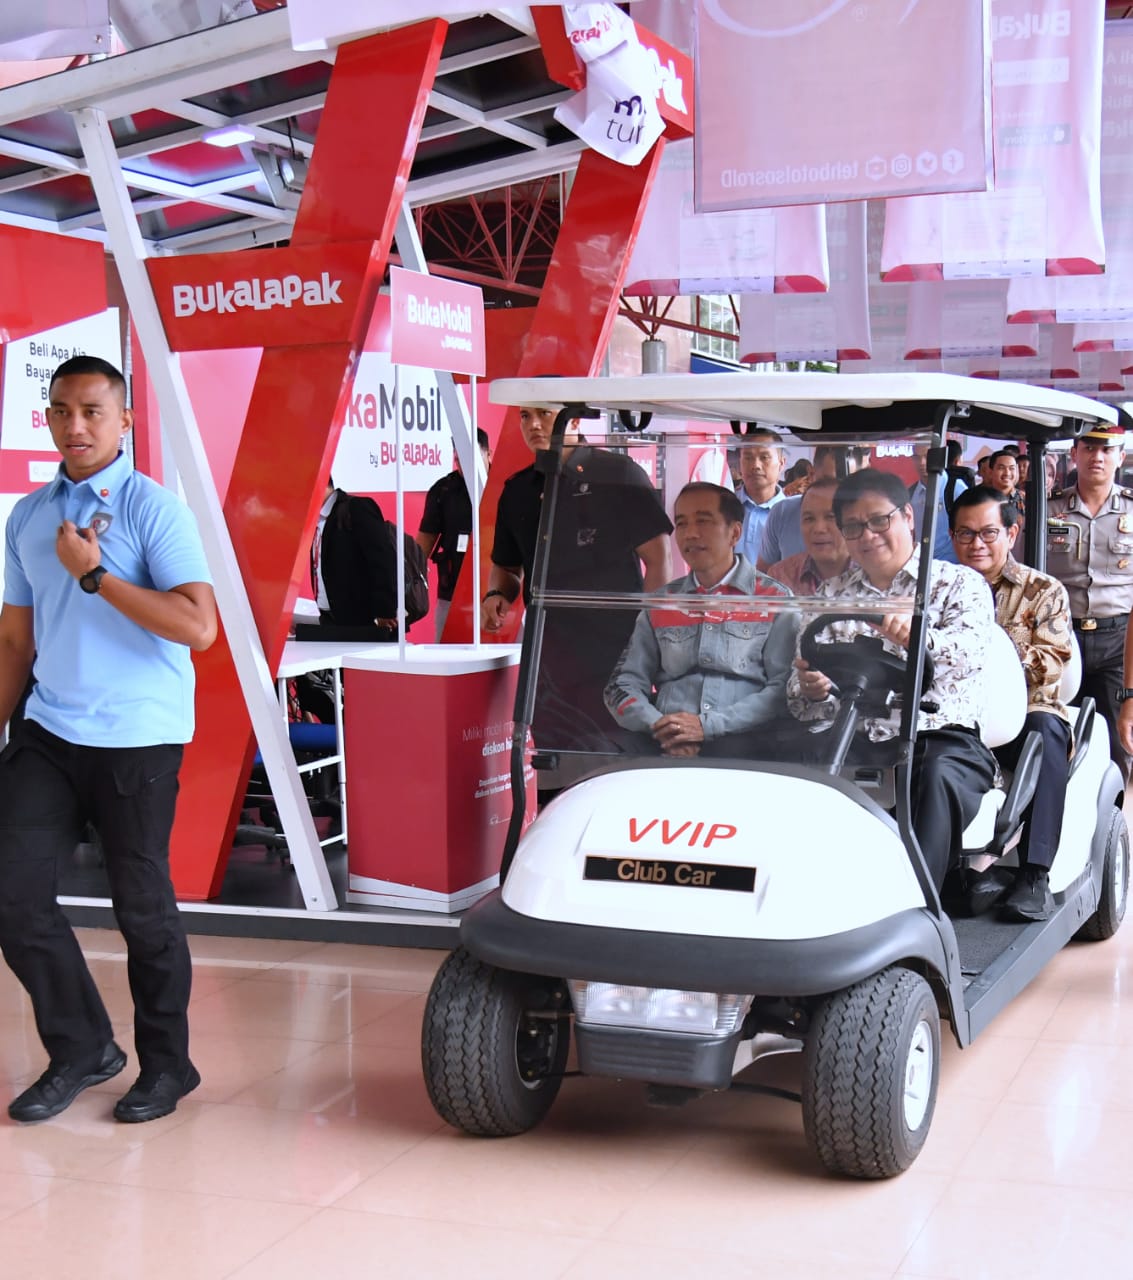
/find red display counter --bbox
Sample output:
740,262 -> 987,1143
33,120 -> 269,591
342,645 -> 533,911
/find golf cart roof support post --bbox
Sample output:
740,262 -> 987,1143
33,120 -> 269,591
896,400 -> 961,921
501,402 -> 595,875
1020,420 -> 1085,572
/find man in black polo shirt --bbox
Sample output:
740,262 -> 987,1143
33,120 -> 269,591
482,407 -> 672,752
416,428 -> 491,641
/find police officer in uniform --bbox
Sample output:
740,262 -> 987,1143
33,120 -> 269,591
1046,421 -> 1133,780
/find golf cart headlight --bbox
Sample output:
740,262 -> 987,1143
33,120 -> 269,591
568,981 -> 752,1035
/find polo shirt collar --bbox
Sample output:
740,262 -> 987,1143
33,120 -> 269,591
739,485 -> 783,512
48,450 -> 132,505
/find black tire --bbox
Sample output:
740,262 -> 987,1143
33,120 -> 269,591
802,967 -> 940,1179
421,947 -> 570,1136
1077,808 -> 1129,942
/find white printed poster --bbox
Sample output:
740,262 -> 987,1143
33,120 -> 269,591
0,308 -> 122,480
331,350 -> 450,494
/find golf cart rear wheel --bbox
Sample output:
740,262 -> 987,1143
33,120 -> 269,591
421,947 -> 570,1137
802,967 -> 940,1180
1077,807 -> 1129,942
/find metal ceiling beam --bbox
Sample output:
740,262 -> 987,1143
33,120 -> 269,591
0,8 -> 306,127
427,88 -> 548,150
437,34 -> 539,74
404,138 -> 583,205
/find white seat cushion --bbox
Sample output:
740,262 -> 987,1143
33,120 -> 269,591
980,626 -> 1027,749
961,787 -> 1005,851
1060,631 -> 1082,705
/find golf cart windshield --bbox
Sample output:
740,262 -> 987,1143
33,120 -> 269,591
522,428 -> 923,788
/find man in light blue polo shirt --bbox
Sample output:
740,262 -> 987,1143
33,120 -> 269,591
736,427 -> 785,565
0,356 -> 216,1126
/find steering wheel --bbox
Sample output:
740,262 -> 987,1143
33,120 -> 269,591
799,612 -> 933,705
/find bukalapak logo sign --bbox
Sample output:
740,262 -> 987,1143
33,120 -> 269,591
171,271 -> 343,317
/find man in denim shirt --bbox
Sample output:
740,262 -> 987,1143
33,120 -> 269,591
605,483 -> 796,757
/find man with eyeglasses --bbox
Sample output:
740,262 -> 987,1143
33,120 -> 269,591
950,486 -> 1073,921
789,468 -> 997,892
1046,422 -> 1133,781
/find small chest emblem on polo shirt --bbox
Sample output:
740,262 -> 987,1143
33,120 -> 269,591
90,512 -> 113,536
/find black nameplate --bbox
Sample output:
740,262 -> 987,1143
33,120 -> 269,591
583,856 -> 755,893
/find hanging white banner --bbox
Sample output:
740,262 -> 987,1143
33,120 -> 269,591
625,139 -> 830,295
694,0 -> 991,211
738,203 -> 869,361
1005,21 -> 1133,323
904,279 -> 1038,359
882,0 -> 1105,281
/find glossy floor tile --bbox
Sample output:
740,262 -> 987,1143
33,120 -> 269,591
0,909 -> 1130,1278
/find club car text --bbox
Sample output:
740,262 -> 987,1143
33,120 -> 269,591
583,856 -> 755,893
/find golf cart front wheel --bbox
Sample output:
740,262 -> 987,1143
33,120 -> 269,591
802,967 -> 940,1179
421,947 -> 570,1137
1077,807 -> 1130,942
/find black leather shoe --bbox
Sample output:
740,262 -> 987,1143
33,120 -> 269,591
1001,865 -> 1053,922
113,1064 -> 201,1123
8,1041 -> 127,1123
967,865 -> 1015,916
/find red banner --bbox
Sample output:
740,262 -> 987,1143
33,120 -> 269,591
146,241 -> 383,352
694,0 -> 990,212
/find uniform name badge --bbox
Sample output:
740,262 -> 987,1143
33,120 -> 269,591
1120,514 -> 1133,534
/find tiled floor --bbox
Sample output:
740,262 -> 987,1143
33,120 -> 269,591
1,915 -> 1132,1280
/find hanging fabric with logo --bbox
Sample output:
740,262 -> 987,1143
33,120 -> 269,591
883,0 -> 1105,281
553,3 -> 667,167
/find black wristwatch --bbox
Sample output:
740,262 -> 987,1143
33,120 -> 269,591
79,566 -> 108,595
482,589 -> 508,603
1117,688 -> 1133,704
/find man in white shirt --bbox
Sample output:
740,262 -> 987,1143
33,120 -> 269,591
790,468 -> 998,890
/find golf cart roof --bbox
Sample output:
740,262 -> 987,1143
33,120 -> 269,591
489,372 -> 1118,441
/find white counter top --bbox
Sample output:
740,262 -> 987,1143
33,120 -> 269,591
278,640 -> 521,679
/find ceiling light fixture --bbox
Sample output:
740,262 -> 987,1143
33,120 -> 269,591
204,126 -> 257,147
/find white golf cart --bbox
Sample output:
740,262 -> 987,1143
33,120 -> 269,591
420,373 -> 1129,1179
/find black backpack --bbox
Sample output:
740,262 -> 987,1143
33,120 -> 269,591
389,522 -> 430,626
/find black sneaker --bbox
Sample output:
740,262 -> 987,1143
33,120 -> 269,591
113,1063 -> 201,1124
1001,866 -> 1053,923
8,1041 -> 127,1123
967,865 -> 1015,916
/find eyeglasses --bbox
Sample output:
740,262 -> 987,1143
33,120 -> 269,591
951,526 -> 1003,545
839,507 -> 903,540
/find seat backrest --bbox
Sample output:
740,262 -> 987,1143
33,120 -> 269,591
980,625 -> 1027,749
1060,629 -> 1082,705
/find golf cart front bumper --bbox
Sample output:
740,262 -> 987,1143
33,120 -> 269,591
460,890 -> 951,998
